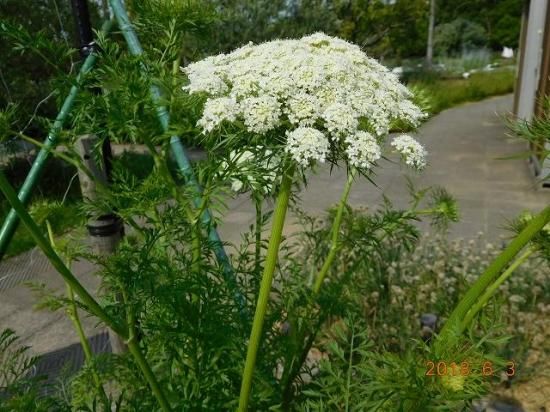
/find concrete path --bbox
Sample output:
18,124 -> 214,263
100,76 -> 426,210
0,94 -> 548,359
221,94 -> 548,240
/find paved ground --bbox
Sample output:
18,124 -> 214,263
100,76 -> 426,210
221,94 -> 548,241
0,94 -> 548,359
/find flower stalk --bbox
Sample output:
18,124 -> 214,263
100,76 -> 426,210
45,222 -> 109,407
254,195 -> 263,275
437,205 -> 550,348
312,168 -> 356,295
238,162 -> 295,412
123,287 -> 173,412
461,247 -> 535,330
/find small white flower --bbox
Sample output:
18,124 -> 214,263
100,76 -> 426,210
197,97 -> 238,132
391,134 -> 427,170
183,59 -> 228,96
322,103 -> 359,138
509,295 -> 525,304
241,96 -> 281,134
285,92 -> 320,126
345,131 -> 381,169
286,127 -> 330,166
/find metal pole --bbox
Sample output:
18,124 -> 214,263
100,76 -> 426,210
70,0 -> 128,353
108,0 -> 246,314
0,19 -> 113,260
70,0 -> 95,58
426,0 -> 435,68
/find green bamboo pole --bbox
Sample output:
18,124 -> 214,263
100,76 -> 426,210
0,169 -> 127,338
0,19 -> 113,261
437,205 -> 550,348
108,0 -> 246,312
238,163 -> 295,412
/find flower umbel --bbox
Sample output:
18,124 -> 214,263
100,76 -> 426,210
286,127 -> 330,166
391,134 -> 427,170
183,33 -> 426,170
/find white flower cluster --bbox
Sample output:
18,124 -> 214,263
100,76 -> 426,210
391,135 -> 427,170
286,127 -> 329,166
184,33 -> 426,170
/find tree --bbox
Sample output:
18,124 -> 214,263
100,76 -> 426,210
437,0 -> 523,49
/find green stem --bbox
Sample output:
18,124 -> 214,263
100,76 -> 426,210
170,57 -> 181,118
281,170 -> 356,406
254,195 -> 263,275
121,289 -> 172,412
461,247 -> 534,330
127,340 -> 172,412
437,205 -> 550,345
45,222 -> 110,408
0,170 -> 128,338
312,169 -> 356,296
344,326 -> 355,412
192,223 -> 201,274
238,162 -> 295,412
67,283 -> 111,406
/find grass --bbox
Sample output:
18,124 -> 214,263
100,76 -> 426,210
410,69 -> 516,115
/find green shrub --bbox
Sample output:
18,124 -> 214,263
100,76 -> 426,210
411,70 -> 515,115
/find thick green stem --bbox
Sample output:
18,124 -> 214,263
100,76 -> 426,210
46,223 -> 109,406
312,169 -> 356,296
238,163 -> 295,412
254,195 -> 263,275
122,290 -> 172,412
461,247 -> 534,330
0,170 -> 128,338
438,205 -> 550,345
127,340 -> 172,412
281,169 -> 356,406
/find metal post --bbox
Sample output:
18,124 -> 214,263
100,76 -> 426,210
0,19 -> 113,260
426,0 -> 435,68
70,0 -> 95,58
70,0 -> 128,353
108,0 -> 247,315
